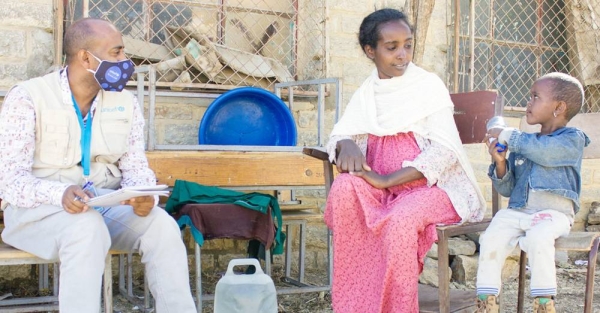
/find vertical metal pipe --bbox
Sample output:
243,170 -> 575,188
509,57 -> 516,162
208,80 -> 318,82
148,66 -> 157,151
83,0 -> 89,17
218,0 -> 226,45
453,0 -> 461,92
195,243 -> 202,313
469,0 -> 475,91
317,83 -> 325,146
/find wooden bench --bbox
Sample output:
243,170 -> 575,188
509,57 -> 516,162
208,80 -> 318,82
145,149 -> 331,311
0,242 -> 123,313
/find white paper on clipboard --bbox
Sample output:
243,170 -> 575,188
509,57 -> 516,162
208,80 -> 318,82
85,185 -> 170,207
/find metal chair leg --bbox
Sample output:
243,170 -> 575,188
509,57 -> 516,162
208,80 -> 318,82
195,242 -> 202,313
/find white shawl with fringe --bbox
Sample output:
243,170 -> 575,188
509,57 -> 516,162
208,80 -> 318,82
329,63 -> 485,223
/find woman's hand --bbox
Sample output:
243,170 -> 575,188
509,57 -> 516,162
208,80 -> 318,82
62,185 -> 92,214
121,196 -> 154,217
351,170 -> 389,189
336,139 -> 371,173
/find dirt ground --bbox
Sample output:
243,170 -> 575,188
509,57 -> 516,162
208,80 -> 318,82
108,259 -> 599,313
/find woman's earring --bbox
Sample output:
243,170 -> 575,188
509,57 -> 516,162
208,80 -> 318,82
553,111 -> 557,118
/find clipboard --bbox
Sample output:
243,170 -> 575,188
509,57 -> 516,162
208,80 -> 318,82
85,185 -> 170,207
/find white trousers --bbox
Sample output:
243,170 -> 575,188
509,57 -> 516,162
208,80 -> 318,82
2,202 -> 197,313
476,209 -> 571,297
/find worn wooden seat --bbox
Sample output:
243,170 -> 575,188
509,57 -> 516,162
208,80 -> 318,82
515,113 -> 600,313
0,243 -> 58,311
0,241 -> 128,313
304,90 -> 503,312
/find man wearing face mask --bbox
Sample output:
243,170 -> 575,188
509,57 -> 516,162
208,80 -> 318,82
0,18 -> 196,312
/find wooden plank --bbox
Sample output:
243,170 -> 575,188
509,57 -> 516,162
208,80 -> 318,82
146,150 -> 326,188
0,243 -> 40,260
556,232 -> 600,251
281,210 -> 322,223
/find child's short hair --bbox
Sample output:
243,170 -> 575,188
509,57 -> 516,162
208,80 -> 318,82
538,72 -> 585,120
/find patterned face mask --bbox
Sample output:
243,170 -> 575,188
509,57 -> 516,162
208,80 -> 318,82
86,51 -> 135,92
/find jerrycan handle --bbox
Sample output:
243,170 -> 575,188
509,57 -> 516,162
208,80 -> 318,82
225,258 -> 264,276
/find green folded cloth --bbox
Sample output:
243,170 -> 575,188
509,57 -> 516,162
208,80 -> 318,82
166,179 -> 285,254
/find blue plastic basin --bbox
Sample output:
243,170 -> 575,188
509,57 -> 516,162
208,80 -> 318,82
198,87 -> 297,146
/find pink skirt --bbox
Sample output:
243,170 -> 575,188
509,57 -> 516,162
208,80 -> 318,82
325,133 -> 460,313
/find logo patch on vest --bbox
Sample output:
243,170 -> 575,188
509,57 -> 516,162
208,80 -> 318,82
101,106 -> 126,113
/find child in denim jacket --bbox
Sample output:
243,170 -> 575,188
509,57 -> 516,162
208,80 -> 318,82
475,72 -> 590,313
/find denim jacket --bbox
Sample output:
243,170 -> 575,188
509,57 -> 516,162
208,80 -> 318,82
488,126 -> 590,213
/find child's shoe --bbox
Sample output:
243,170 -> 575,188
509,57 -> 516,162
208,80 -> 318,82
474,294 -> 499,313
533,297 -> 556,313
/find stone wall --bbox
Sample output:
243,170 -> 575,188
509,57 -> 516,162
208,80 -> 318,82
0,0 -> 55,89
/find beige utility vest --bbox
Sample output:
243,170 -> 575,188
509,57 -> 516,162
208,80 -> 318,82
19,71 -> 135,189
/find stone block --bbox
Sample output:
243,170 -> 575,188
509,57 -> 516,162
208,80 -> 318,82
448,237 -> 477,256
419,256 -> 451,287
586,224 -> 600,232
340,14 -> 364,35
572,221 -> 586,232
0,29 -> 26,58
426,243 -> 438,259
587,212 -> 600,225
329,35 -> 362,59
574,201 -> 592,224
471,161 -> 492,183
590,202 -> 600,214
501,257 -> 520,281
163,123 -> 198,145
155,104 -> 193,120
297,130 -> 318,146
0,1 -> 53,30
329,0 -> 371,13
463,143 -> 488,161
450,254 -> 478,285
555,250 -> 570,268
305,223 -> 328,250
0,62 -> 29,88
202,238 -> 235,251
341,61 -> 372,87
298,111 -> 317,128
27,28 -> 54,79
290,101 -> 314,111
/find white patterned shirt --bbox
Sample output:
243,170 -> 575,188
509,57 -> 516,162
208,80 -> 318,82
0,68 -> 156,209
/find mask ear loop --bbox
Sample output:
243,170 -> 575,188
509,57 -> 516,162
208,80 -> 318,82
85,51 -> 103,74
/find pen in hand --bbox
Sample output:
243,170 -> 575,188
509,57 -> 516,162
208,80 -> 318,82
75,181 -> 95,202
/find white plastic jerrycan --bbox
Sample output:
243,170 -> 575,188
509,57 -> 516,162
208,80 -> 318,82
214,258 -> 277,313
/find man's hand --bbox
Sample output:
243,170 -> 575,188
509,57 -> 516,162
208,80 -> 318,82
336,139 -> 371,173
121,196 -> 154,217
62,185 -> 92,214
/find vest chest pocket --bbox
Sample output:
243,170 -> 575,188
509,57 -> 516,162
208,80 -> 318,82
39,123 -> 77,166
100,119 -> 131,154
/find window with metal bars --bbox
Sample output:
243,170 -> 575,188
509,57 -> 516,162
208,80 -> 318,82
450,0 -> 600,112
63,0 -> 326,92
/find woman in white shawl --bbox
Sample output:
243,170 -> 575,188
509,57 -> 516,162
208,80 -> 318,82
324,9 -> 485,313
